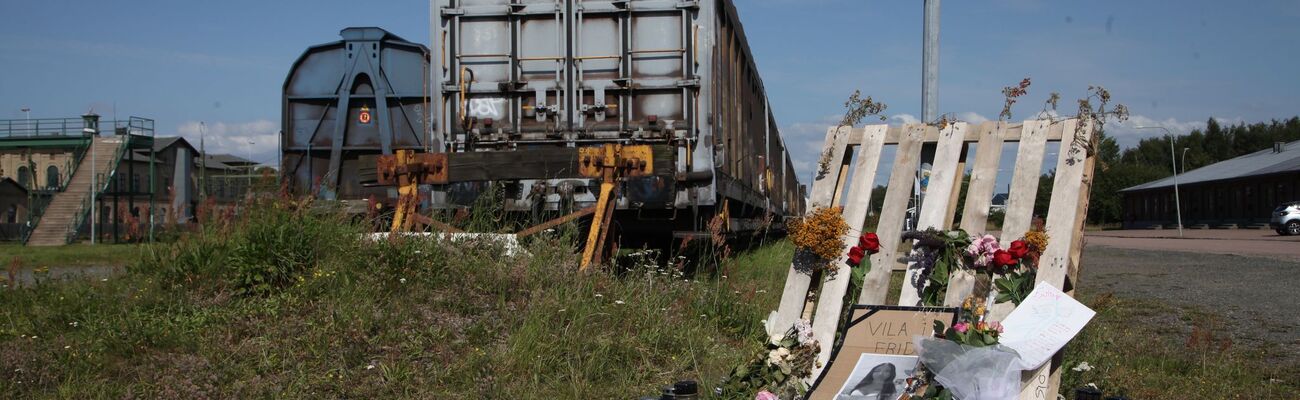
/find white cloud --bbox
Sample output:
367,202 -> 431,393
890,114 -> 921,125
176,119 -> 279,167
956,112 -> 992,124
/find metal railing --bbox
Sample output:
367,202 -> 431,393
11,116 -> 156,244
1,118 -> 91,138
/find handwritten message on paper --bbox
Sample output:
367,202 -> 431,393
999,282 -> 1096,369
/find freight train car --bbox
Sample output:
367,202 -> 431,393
282,1 -> 804,246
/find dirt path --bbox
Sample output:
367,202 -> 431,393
1079,245 -> 1300,364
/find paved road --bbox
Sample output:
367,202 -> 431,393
1080,245 -> 1300,365
1085,229 -> 1300,261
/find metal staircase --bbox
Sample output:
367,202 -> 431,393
25,137 -> 128,246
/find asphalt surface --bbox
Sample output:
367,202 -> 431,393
1079,244 -> 1300,364
1086,229 -> 1300,261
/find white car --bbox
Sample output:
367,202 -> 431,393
1270,201 -> 1300,235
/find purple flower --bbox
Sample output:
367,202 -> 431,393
755,391 -> 779,400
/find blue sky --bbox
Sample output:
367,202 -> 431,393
3,0 -> 1298,186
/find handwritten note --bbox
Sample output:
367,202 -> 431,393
999,282 -> 1095,369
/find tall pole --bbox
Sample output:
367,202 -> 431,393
247,140 -> 254,190
1181,147 -> 1189,175
1137,126 -> 1182,237
200,122 -> 207,198
922,0 -> 939,123
1170,135 -> 1183,236
90,129 -> 96,244
915,0 -> 941,225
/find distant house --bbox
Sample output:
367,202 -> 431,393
990,193 -> 1009,213
0,177 -> 29,240
1120,140 -> 1300,228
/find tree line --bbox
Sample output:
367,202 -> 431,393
1087,116 -> 1300,224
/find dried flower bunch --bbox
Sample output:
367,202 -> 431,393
787,207 -> 849,273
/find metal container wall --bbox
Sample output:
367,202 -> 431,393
431,0 -> 805,224
282,28 -> 431,199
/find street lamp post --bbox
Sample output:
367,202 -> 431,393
20,107 -> 30,134
1182,147 -> 1190,175
1136,126 -> 1183,237
246,140 -> 254,190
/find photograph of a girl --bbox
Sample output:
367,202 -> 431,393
833,354 -> 917,400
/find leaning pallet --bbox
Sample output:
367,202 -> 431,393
769,118 -> 1094,399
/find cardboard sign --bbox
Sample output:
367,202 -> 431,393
808,306 -> 956,400
999,282 -> 1096,369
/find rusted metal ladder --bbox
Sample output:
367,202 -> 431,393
771,119 -> 1096,399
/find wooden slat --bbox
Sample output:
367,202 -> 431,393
839,120 -> 1065,145
806,125 -> 888,382
988,121 -> 1054,322
830,148 -> 855,208
942,142 -> 969,230
998,120 -> 1051,245
943,121 -> 1006,305
810,127 -> 854,209
857,125 -> 924,305
769,127 -> 852,336
1018,118 -> 1094,400
898,123 -> 967,306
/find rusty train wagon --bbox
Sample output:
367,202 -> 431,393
282,1 -> 804,245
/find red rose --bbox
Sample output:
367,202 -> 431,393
1008,240 -> 1029,259
847,246 -> 865,266
993,249 -> 1016,268
860,233 -> 881,254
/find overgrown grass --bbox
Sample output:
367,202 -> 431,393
8,203 -> 1294,399
0,200 -> 793,398
3,244 -> 142,268
1062,292 -> 1300,399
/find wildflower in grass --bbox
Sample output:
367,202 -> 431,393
755,390 -> 778,400
1072,361 -> 1093,372
399,278 -> 407,284
366,364 -> 375,370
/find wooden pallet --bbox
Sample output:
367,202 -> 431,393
770,118 -> 1095,399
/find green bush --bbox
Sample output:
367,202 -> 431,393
227,204 -> 357,296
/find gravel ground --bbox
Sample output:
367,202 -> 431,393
1079,245 -> 1300,364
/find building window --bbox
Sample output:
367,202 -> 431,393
16,167 -> 30,189
46,165 -> 60,189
